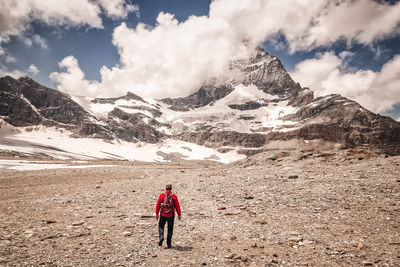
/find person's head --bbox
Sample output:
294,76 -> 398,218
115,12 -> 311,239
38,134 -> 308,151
166,184 -> 172,190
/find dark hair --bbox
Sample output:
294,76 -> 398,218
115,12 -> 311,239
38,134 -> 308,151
166,184 -> 172,190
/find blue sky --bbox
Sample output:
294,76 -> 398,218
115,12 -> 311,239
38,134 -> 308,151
0,0 -> 400,120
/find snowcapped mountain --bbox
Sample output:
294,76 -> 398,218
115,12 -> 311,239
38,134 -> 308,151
1,48 -> 400,162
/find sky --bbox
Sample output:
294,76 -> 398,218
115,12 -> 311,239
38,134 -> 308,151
0,0 -> 400,121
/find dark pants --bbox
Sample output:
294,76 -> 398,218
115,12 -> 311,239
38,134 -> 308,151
158,216 -> 175,247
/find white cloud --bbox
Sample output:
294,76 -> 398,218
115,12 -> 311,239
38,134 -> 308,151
22,37 -> 32,47
22,35 -> 48,49
50,56 -> 101,97
0,66 -> 25,78
210,0 -> 400,53
290,52 -> 400,113
5,55 -> 16,63
32,35 -> 48,49
0,0 -> 138,51
28,64 -> 39,76
51,13 -> 253,98
50,0 -> 400,99
0,63 -> 40,78
97,0 -> 139,19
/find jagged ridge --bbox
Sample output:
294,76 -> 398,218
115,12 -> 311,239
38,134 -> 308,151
1,47 -> 400,158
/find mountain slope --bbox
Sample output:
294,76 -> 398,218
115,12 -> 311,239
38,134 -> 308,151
1,48 -> 400,160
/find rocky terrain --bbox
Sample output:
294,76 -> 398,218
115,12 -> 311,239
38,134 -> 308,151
1,149 -> 399,266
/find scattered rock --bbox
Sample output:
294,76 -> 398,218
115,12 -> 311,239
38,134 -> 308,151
288,237 -> 302,242
41,234 -> 61,241
46,220 -> 57,224
24,230 -> 34,238
68,232 -> 91,238
140,215 -> 153,219
247,210 -> 257,216
224,212 -> 241,216
122,231 -> 132,237
362,261 -> 373,266
288,175 -> 299,179
1,148 -> 399,266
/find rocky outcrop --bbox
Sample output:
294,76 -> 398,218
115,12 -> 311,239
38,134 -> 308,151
288,88 -> 314,107
0,91 -> 42,126
107,108 -> 165,143
92,92 -> 148,105
240,49 -> 302,98
0,77 -> 114,140
0,76 -> 97,127
280,95 -> 400,154
162,85 -> 233,111
176,131 -> 267,148
228,101 -> 267,111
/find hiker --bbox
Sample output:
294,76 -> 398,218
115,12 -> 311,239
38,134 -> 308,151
156,184 -> 181,248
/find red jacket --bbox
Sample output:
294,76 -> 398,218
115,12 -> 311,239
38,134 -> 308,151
156,190 -> 181,217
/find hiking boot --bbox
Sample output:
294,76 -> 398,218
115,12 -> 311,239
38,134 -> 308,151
158,237 -> 164,246
167,244 -> 172,249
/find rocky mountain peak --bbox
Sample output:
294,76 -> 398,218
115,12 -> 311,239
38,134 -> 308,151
1,47 -> 400,159
0,76 -> 112,139
18,76 -> 44,89
162,47 -> 306,111
239,48 -> 302,98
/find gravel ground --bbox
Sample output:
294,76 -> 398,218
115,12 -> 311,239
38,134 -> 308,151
0,149 -> 399,266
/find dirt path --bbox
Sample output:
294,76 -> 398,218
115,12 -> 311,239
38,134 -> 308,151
0,151 -> 399,266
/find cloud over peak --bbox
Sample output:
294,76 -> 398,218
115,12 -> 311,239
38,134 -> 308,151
291,52 -> 400,114
49,0 -> 400,100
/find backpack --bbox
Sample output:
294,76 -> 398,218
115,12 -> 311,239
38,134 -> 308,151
161,193 -> 174,214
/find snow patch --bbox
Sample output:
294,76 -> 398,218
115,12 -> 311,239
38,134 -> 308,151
0,126 -> 244,163
0,159 -> 116,171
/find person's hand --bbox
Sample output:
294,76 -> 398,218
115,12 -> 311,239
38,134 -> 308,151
178,215 -> 181,221
156,215 -> 159,220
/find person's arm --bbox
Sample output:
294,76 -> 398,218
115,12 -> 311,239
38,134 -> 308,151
155,193 -> 164,220
173,194 -> 181,220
